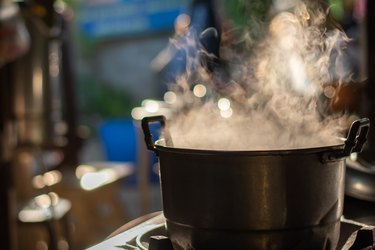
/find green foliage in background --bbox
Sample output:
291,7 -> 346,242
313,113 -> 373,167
77,75 -> 134,122
224,0 -> 272,27
224,0 -> 273,45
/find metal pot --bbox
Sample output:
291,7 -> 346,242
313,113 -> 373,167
142,116 -> 369,250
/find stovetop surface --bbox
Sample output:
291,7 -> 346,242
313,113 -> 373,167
89,212 -> 375,250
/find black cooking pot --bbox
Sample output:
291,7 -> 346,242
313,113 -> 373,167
142,116 -> 370,250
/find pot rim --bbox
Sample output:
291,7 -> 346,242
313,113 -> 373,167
153,138 -> 346,156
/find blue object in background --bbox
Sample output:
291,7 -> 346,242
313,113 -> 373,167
99,119 -> 138,163
77,0 -> 190,39
99,118 -> 159,185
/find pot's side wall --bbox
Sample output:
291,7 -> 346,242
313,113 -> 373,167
158,150 -> 346,230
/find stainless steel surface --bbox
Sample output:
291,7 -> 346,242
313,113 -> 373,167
345,158 -> 375,202
142,116 -> 370,249
0,0 -> 29,67
11,7 -> 65,147
157,145 -> 345,229
156,144 -> 346,249
88,212 -> 375,250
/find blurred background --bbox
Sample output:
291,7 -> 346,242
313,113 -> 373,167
1,0 -> 374,249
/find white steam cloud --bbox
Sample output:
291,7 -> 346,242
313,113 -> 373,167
164,1 -> 351,150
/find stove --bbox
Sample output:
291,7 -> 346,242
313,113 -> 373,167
87,154 -> 375,250
89,211 -> 375,250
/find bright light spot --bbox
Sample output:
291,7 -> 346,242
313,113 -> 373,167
80,172 -> 108,190
80,169 -> 116,191
43,170 -> 62,186
32,170 -> 62,189
18,210 -> 45,223
131,107 -> 144,120
18,197 -> 71,223
144,100 -> 159,113
218,98 -> 231,111
220,108 -> 233,118
75,164 -> 95,179
349,153 -> 358,161
32,175 -> 45,189
164,91 -> 177,104
193,84 -> 207,98
49,192 -> 60,206
34,194 -> 52,208
352,181 -> 366,192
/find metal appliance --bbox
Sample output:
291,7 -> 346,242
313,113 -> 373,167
89,212 -> 375,250
0,0 -> 80,248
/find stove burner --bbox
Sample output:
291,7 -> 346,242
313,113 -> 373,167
148,235 -> 174,250
120,223 -> 171,250
134,223 -> 166,250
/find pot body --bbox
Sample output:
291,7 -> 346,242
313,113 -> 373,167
142,115 -> 369,249
156,144 -> 345,249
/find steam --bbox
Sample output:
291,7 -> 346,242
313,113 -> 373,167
163,1 -> 351,150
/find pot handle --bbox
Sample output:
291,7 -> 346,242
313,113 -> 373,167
336,118 -> 370,158
142,115 -> 171,152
